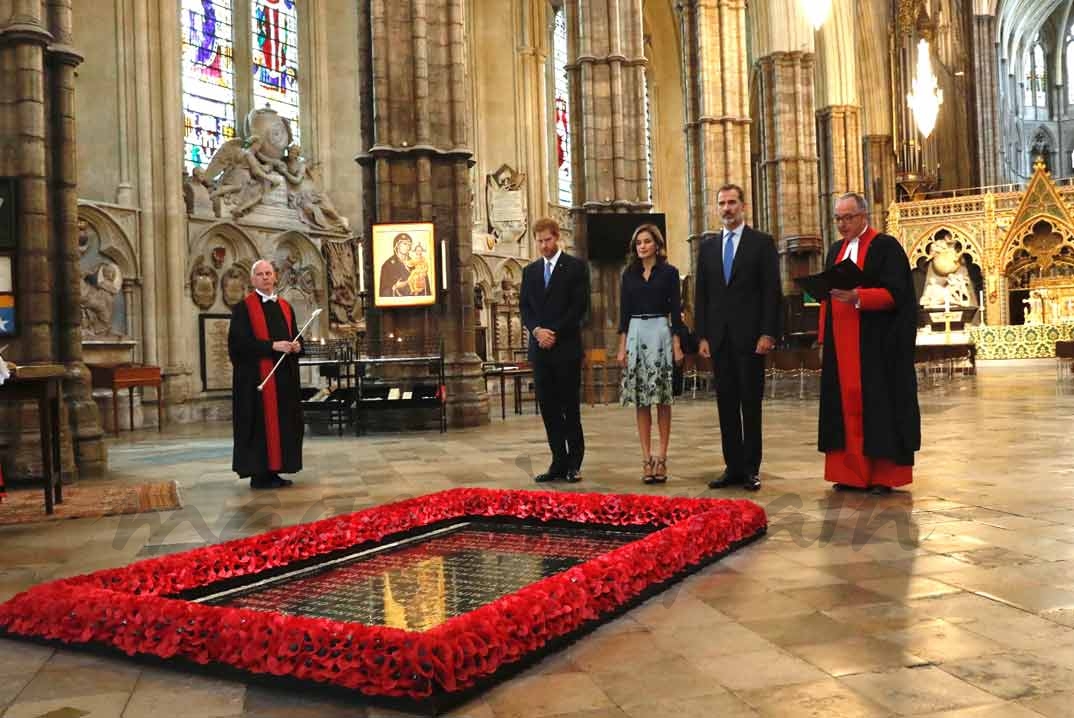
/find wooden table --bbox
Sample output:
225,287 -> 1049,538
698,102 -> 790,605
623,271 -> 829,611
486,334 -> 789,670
88,364 -> 164,436
0,364 -> 64,514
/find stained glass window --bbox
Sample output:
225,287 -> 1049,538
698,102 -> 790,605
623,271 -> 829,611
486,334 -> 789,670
1025,40 -> 1047,109
1066,35 -> 1074,105
1034,42 -> 1047,108
252,0 -> 301,145
181,0 -> 237,172
552,8 -> 572,207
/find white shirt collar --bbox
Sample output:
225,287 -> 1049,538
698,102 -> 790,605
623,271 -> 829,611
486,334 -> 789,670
843,226 -> 869,261
723,224 -> 743,242
256,289 -> 278,302
545,249 -> 563,271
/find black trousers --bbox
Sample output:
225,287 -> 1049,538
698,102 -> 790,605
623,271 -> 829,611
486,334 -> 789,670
713,338 -> 766,476
533,357 -> 584,474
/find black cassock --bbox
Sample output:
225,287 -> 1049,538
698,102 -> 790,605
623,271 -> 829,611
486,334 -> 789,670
818,233 -> 921,467
228,295 -> 304,478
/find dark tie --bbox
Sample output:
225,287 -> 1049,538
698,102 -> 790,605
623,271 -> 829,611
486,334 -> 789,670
723,232 -> 734,284
544,260 -> 552,288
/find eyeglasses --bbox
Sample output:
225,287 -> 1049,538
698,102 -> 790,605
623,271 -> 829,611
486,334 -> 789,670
833,213 -> 863,223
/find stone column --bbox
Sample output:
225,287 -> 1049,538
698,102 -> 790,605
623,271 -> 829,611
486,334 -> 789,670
568,0 -> 650,214
564,0 -> 652,353
817,105 -> 863,244
755,50 -> 822,290
678,0 -> 752,273
815,0 -> 862,246
157,2 -> 194,413
863,134 -> 896,227
48,0 -> 105,475
0,2 -> 105,478
511,0 -> 550,253
857,1 -> 896,224
356,0 -> 487,427
973,14 -> 1000,187
132,0 -> 159,369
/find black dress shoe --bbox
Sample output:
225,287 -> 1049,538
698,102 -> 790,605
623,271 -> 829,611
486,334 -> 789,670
743,474 -> 761,492
250,475 -> 279,489
565,469 -> 582,483
832,483 -> 851,491
708,471 -> 744,489
869,485 -> 892,496
270,474 -> 294,487
534,472 -> 563,483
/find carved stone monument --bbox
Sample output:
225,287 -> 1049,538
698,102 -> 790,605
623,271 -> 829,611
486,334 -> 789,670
485,164 -> 528,247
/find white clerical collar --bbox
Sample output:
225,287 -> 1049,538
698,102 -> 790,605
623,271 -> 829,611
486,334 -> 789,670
844,227 -> 868,262
256,289 -> 278,303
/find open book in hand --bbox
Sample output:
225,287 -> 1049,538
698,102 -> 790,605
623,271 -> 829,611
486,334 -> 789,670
793,259 -> 864,299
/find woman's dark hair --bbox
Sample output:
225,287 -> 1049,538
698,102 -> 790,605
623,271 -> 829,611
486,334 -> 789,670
626,223 -> 667,273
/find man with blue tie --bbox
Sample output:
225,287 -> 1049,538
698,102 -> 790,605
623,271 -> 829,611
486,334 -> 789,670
695,184 -> 782,491
521,217 -> 590,483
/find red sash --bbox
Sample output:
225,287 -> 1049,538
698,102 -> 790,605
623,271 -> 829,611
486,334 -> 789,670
244,293 -> 295,472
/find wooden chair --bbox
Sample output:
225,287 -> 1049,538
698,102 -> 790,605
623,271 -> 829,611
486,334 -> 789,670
682,354 -> 713,398
798,347 -> 823,398
583,348 -> 609,405
914,345 -> 936,385
767,350 -> 803,398
1057,341 -> 1074,381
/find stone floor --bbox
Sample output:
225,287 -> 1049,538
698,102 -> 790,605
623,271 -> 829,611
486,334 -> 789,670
2,360 -> 1074,717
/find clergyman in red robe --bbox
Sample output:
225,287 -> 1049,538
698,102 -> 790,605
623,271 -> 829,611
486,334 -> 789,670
817,192 -> 921,495
228,259 -> 305,489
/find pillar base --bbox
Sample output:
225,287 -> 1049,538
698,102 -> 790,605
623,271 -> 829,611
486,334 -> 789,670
445,352 -> 489,428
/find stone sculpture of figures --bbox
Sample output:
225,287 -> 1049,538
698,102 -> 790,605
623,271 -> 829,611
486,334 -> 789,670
202,135 -> 282,218
273,144 -> 350,233
81,261 -> 123,338
323,240 -> 359,325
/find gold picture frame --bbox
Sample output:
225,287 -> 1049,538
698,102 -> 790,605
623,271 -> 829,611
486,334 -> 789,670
372,222 -> 437,308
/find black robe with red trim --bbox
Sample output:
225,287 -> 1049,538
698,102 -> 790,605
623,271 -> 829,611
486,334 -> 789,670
228,294 -> 304,477
818,233 -> 921,466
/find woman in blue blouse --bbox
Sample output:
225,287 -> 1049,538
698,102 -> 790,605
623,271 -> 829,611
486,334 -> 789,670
617,224 -> 684,483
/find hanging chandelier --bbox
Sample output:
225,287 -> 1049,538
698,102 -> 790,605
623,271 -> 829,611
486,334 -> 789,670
800,0 -> 832,30
907,39 -> 943,138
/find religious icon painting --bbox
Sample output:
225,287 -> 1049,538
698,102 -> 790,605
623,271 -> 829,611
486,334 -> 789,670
372,222 -> 437,308
0,294 -> 14,336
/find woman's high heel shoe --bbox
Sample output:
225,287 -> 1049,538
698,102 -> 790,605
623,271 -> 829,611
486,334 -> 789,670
642,457 -> 656,484
651,456 -> 668,483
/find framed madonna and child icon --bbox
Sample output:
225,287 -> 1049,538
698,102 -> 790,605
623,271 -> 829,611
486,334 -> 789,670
372,222 -> 437,308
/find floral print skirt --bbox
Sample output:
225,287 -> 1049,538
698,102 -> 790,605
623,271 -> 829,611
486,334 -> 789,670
620,316 -> 674,407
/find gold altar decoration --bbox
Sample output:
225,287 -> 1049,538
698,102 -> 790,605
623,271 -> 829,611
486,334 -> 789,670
889,158 -> 1074,329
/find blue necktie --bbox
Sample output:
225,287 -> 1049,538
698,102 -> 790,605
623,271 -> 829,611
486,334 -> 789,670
544,260 -> 552,288
723,232 -> 734,284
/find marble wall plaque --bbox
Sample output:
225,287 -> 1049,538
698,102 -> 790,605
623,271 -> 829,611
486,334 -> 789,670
486,165 -> 528,245
199,314 -> 232,392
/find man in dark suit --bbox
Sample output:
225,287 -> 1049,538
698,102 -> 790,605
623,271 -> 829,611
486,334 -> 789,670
695,184 -> 782,491
520,217 -> 589,483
